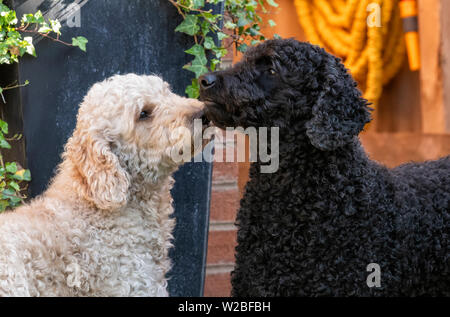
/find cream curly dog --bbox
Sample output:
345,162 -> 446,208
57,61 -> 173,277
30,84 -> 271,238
0,74 -> 205,296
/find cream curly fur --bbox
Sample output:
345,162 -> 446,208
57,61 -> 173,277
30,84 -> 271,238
0,74 -> 205,296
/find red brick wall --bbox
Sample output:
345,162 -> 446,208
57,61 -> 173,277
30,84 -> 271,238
204,127 -> 239,297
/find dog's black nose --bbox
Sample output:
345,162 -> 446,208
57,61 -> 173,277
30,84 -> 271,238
199,74 -> 216,90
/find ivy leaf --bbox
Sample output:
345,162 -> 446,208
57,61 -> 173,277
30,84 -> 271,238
248,27 -> 260,36
0,120 -> 7,134
8,180 -> 19,192
0,138 -> 11,149
200,11 -> 217,23
224,21 -> 237,29
237,43 -> 248,53
185,44 -> 207,65
266,0 -> 279,7
200,20 -> 210,35
184,46 -> 208,77
2,188 -> 15,199
23,37 -> 36,57
72,36 -> 88,52
203,36 -> 215,50
210,58 -> 220,71
38,22 -> 52,34
268,19 -> 276,27
185,79 -> 200,99
33,10 -> 45,23
212,46 -> 227,59
5,162 -> 17,174
192,0 -> 205,9
237,17 -> 250,27
49,19 -> 62,35
217,32 -> 228,41
21,13 -> 36,24
175,14 -> 199,36
22,169 -> 31,181
11,169 -> 31,181
184,60 -> 208,78
0,200 -> 8,212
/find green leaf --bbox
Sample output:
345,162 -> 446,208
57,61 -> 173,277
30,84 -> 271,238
200,11 -> 217,23
203,36 -> 215,50
8,195 -> 21,204
248,27 -> 260,36
224,21 -> 237,29
0,200 -> 8,212
49,19 -> 61,34
11,169 -> 31,181
38,22 -> 52,34
5,162 -> 17,174
200,20 -> 210,35
273,33 -> 282,39
266,0 -> 278,7
192,0 -> 205,9
184,60 -> 208,78
185,79 -> 199,99
0,138 -> 10,149
210,58 -> 220,71
217,32 -> 228,41
8,180 -> 19,192
212,46 -> 227,59
185,44 -> 206,59
23,37 -> 36,57
268,19 -> 276,27
185,44 -> 207,69
237,17 -> 250,27
33,10 -> 44,23
23,169 -> 31,181
2,188 -> 15,199
175,14 -> 199,36
237,43 -> 248,53
72,36 -> 88,52
21,13 -> 35,24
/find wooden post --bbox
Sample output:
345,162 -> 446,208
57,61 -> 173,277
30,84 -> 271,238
418,0 -> 450,133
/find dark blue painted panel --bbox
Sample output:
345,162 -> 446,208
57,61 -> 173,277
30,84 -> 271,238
13,0 -> 215,296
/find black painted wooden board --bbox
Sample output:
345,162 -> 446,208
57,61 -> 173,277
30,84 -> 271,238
12,0 -> 215,296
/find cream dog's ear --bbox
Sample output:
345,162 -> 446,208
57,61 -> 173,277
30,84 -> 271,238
65,126 -> 130,210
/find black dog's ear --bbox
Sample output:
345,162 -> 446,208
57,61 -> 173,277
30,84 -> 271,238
305,54 -> 371,151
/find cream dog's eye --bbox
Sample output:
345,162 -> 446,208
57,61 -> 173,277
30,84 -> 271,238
139,110 -> 150,120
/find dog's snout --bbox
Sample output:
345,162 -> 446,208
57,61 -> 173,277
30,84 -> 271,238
199,74 -> 216,90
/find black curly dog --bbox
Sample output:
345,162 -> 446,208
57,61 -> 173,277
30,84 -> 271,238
199,39 -> 449,296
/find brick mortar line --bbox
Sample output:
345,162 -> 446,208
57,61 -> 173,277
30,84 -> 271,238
213,139 -> 237,148
206,263 -> 235,274
211,181 -> 238,190
209,222 -> 237,231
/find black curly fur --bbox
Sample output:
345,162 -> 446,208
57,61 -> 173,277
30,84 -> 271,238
200,39 -> 450,296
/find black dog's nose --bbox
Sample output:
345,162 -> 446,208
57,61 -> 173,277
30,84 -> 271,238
199,74 -> 216,89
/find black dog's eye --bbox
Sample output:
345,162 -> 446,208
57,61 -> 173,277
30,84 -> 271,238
268,68 -> 276,75
139,110 -> 150,121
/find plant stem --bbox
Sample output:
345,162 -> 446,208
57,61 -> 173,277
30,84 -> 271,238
18,28 -> 73,47
169,0 -> 212,14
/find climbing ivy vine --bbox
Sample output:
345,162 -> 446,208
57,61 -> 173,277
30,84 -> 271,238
0,0 -> 87,211
170,0 -> 279,98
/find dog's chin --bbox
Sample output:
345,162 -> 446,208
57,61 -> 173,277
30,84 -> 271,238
203,101 -> 236,130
